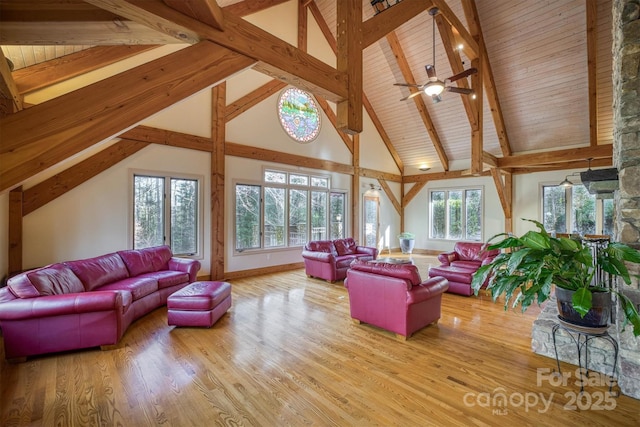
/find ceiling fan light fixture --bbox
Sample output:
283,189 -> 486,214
419,164 -> 431,171
424,81 -> 445,96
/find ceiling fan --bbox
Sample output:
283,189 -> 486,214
394,7 -> 477,103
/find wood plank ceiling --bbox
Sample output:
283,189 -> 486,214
0,0 -> 613,176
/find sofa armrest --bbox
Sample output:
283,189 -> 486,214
0,291 -> 132,321
169,257 -> 201,282
437,251 -> 458,266
407,277 -> 449,304
356,246 -> 378,258
301,250 -> 334,263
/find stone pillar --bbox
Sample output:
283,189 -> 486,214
612,0 -> 640,400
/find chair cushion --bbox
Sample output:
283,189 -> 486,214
26,264 -> 85,296
428,266 -> 475,284
350,259 -> 422,286
451,260 -> 482,270
304,240 -> 338,256
66,253 -> 130,291
334,238 -> 357,256
336,255 -> 358,269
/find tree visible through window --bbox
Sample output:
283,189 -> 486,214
542,184 -> 613,236
429,188 -> 483,241
234,169 -> 344,252
133,174 -> 199,255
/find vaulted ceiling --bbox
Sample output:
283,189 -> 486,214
0,0 -> 614,191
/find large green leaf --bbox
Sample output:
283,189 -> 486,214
519,231 -> 550,250
618,293 -> 640,337
571,288 -> 593,317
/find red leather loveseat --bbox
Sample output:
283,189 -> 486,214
428,242 -> 499,296
301,238 -> 378,282
345,259 -> 449,339
0,245 -> 200,361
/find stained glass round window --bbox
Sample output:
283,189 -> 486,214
277,88 -> 321,143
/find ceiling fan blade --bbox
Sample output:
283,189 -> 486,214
447,67 -> 478,82
394,83 -> 424,88
400,91 -> 424,102
446,87 -> 474,95
425,65 -> 437,79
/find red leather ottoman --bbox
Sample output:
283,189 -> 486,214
167,281 -> 232,327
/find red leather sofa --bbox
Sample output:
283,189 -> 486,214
0,245 -> 200,361
345,259 -> 449,339
428,242 -> 500,296
301,238 -> 378,282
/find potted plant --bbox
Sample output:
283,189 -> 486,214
471,219 -> 640,336
397,232 -> 415,254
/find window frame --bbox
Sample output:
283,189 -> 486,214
234,168 -> 346,254
130,170 -> 203,257
428,186 -> 484,242
540,183 -> 613,236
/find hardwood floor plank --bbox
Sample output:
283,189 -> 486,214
1,255 -> 639,425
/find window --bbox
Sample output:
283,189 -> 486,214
133,174 -> 200,255
234,169 -> 345,252
429,188 -> 483,241
277,88 -> 321,143
542,184 -> 613,236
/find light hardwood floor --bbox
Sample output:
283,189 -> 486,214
1,255 -> 639,426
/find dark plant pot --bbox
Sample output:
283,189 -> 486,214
555,287 -> 612,327
399,238 -> 415,254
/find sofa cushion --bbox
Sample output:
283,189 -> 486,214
336,255 -> 358,269
7,272 -> 41,299
304,240 -> 338,256
66,253 -> 130,292
137,270 -> 189,289
350,259 -> 422,286
451,260 -> 482,270
118,245 -> 173,277
428,266 -> 475,284
334,238 -> 357,256
97,277 -> 158,301
26,264 -> 85,296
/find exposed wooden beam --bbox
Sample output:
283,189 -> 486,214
164,0 -> 224,31
402,181 -> 427,208
462,0 -> 512,157
211,83 -> 226,281
496,145 -> 612,168
309,2 -> 403,172
483,151 -> 498,167
431,0 -> 478,59
386,31 -> 449,171
359,168 -> 402,183
0,48 -> 23,112
336,0 -> 362,134
362,0 -> 432,48
0,41 -> 254,193
510,157 -> 612,174
222,0 -> 291,17
586,0 -> 597,146
470,40 -> 483,175
298,0 -> 308,52
225,142 -> 354,176
490,168 -> 512,220
120,125 -> 213,151
403,169 -> 491,183
225,79 -> 287,122
0,2 -> 182,45
352,134 -> 360,243
435,14 -> 477,128
314,96 -> 354,154
12,45 -> 158,95
87,0 -> 348,104
22,139 -> 149,216
378,179 -> 401,216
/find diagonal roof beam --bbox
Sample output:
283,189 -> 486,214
0,41 -> 255,193
86,0 -> 348,104
164,0 -> 224,31
462,0 -> 512,157
386,31 -> 449,171
362,0 -> 433,48
431,0 -> 478,59
222,0 -> 291,17
0,48 -> 23,113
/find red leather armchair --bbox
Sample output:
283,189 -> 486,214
345,259 -> 449,339
428,242 -> 499,296
302,238 -> 378,282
